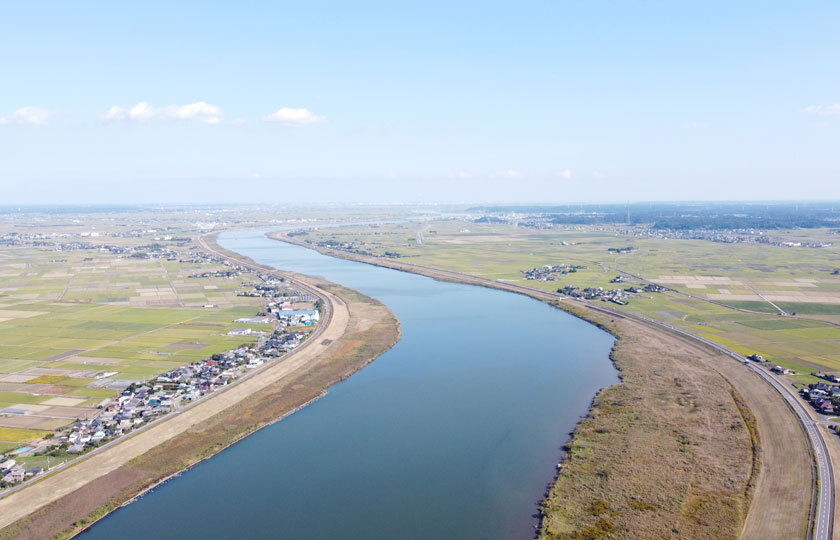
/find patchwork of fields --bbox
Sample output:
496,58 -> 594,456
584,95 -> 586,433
0,241 -> 270,454
301,221 -> 840,378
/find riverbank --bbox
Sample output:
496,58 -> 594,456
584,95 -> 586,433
269,231 -> 812,539
0,239 -> 400,540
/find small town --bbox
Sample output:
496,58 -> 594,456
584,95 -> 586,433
803,379 -> 840,416
557,282 -> 665,305
746,354 -> 840,417
1,312 -> 318,488
0,247 -> 321,490
624,226 -> 833,248
521,264 -> 586,281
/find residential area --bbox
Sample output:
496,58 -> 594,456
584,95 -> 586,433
558,282 -> 665,306
522,264 -> 586,282
2,298 -> 319,489
746,353 -> 840,418
0,232 -> 322,490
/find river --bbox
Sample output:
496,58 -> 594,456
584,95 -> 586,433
81,229 -> 617,539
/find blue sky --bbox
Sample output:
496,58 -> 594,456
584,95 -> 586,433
1,1 -> 838,204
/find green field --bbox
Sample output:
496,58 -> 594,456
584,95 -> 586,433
0,226 -> 271,450
301,220 -> 840,374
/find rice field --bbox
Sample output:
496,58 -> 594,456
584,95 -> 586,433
0,233 -> 270,448
304,220 -> 840,374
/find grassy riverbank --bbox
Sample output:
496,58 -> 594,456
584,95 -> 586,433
270,230 -> 812,539
0,278 -> 400,540
538,309 -> 757,539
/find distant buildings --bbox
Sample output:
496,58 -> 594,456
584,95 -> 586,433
522,264 -> 585,281
559,285 -> 631,305
0,243 -> 322,493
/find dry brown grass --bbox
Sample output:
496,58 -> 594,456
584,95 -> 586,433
539,315 -> 756,539
537,309 -> 811,540
0,283 -> 400,540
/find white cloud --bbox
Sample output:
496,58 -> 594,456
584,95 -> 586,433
0,106 -> 54,125
803,104 -> 840,116
262,107 -> 326,125
681,122 -> 709,130
102,101 -> 223,124
558,168 -> 573,180
456,170 -> 472,179
494,169 -> 521,179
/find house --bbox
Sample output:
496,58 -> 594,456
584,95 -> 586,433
820,401 -> 835,414
2,467 -> 24,484
771,365 -> 793,375
227,327 -> 253,336
67,444 -> 85,454
235,317 -> 271,324
809,389 -> 828,403
24,467 -> 44,477
275,309 -> 319,322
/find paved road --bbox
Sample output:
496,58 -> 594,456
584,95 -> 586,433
659,319 -> 832,540
586,304 -> 833,540
569,255 -> 834,539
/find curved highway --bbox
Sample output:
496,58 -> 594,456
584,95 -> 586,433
570,303 -> 833,540
644,314 -> 833,540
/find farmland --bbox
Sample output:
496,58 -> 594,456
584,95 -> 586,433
297,220 -> 840,377
0,204 -> 422,459
0,221 -> 274,456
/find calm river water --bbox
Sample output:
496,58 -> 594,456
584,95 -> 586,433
82,229 -> 617,539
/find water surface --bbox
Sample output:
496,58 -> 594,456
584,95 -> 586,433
83,229 -> 617,539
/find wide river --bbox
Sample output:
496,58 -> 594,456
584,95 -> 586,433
82,229 -> 617,539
